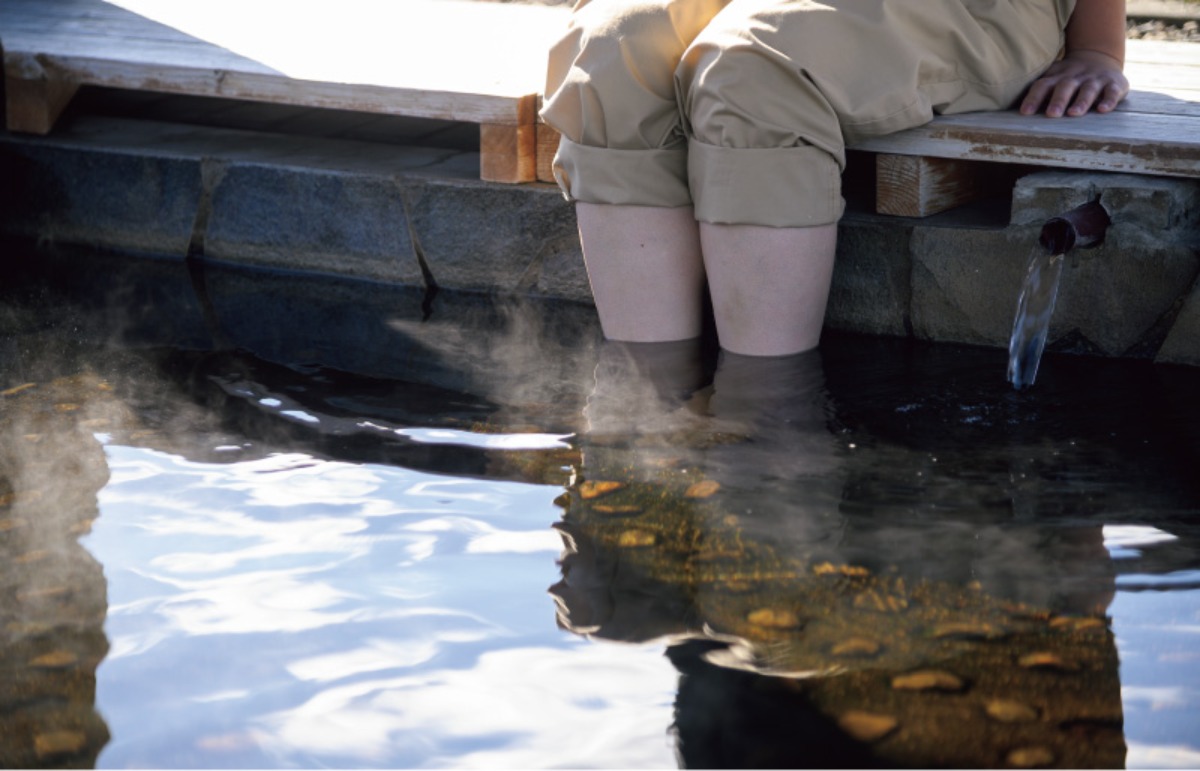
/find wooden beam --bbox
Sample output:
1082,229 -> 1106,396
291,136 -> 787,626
536,124 -> 560,184
4,52 -> 79,134
876,154 -> 999,217
480,123 -> 536,184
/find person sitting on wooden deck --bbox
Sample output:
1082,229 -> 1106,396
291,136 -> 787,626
540,0 -> 1130,357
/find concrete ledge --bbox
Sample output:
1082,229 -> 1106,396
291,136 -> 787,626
2,115 -> 1199,370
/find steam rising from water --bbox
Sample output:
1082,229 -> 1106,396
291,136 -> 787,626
386,297 -> 604,427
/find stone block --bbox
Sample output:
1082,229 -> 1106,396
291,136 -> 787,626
1001,171 -> 1200,357
402,179 -> 579,295
1009,170 -> 1101,227
826,216 -> 914,337
536,232 -> 591,304
1011,170 -> 1200,233
909,227 -> 1029,347
1099,178 -> 1200,233
204,164 -> 424,284
1052,234 -> 1198,356
0,139 -> 200,257
912,221 -> 1199,357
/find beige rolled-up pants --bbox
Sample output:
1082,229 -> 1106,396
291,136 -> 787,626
541,0 -> 1074,227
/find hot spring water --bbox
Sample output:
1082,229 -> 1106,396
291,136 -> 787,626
2,247 -> 1198,768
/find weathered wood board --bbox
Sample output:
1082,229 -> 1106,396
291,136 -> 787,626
0,0 -> 569,182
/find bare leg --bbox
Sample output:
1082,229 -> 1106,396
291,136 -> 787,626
576,202 -> 706,343
700,222 -> 836,356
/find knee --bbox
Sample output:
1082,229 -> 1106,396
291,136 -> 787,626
544,0 -> 731,150
679,29 -> 822,150
677,9 -> 854,158
546,0 -> 689,102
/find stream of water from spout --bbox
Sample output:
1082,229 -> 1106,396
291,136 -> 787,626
1007,246 -> 1065,390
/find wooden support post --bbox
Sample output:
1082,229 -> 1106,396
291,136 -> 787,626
536,123 -> 560,184
4,52 -> 79,134
480,123 -> 536,183
875,154 -> 989,217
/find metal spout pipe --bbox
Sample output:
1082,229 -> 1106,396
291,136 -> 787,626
1038,199 -> 1111,255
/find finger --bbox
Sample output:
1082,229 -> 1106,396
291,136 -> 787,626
1020,78 -> 1055,115
1044,80 -> 1080,118
1066,80 -> 1103,116
1095,80 -> 1129,113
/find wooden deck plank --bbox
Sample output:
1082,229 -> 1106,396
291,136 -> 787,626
1114,91 -> 1200,117
93,0 -> 563,96
2,34 -> 278,74
0,11 -> 563,98
0,0 -> 566,124
852,110 -> 1200,178
0,0 -> 142,22
5,49 -> 537,125
0,17 -> 218,46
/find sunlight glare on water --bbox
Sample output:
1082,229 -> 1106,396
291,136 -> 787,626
84,442 -> 679,769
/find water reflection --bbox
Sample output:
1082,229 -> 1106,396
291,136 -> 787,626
54,348 -> 678,769
90,444 -> 602,767
556,342 -> 1132,767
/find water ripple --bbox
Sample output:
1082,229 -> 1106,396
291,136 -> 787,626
83,440 -> 678,768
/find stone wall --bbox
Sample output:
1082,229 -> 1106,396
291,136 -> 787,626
2,116 -> 1198,368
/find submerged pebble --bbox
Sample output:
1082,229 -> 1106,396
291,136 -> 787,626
853,590 -> 907,612
16,585 -> 70,603
932,622 -> 1002,640
592,504 -> 642,516
684,479 -> 721,498
579,480 -> 624,499
1006,746 -> 1056,768
746,607 -> 802,629
0,382 -> 38,397
831,637 -> 882,657
837,710 -> 898,742
29,650 -> 79,669
813,562 -> 871,577
616,529 -> 656,547
985,699 -> 1039,723
14,550 -> 51,565
891,669 -> 965,692
1018,652 -> 1079,671
1050,615 -> 1105,632
34,731 -> 87,760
